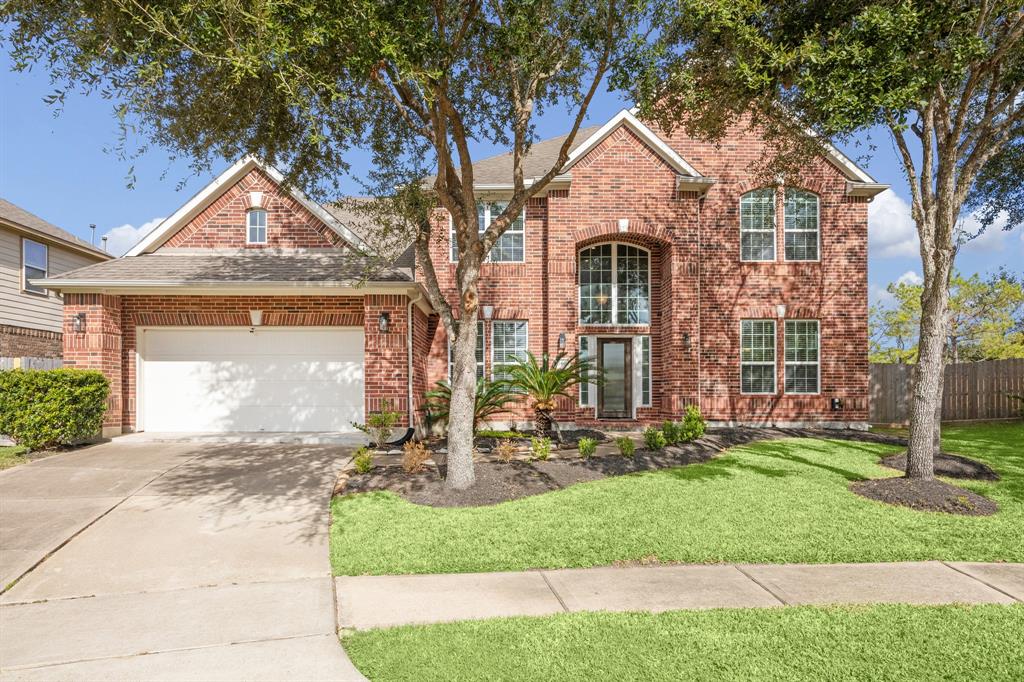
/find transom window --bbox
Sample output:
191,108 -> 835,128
740,320 -> 776,394
448,322 -> 486,382
785,320 -> 820,393
22,238 -> 48,295
740,189 -> 776,261
450,201 -> 525,263
247,209 -> 267,244
491,321 -> 528,383
784,190 -> 820,261
578,243 -> 650,325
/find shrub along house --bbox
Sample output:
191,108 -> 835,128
36,109 -> 884,437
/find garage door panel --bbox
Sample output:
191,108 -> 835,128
141,328 -> 365,433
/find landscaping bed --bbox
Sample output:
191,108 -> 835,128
879,451 -> 1000,480
850,477 -> 998,515
425,428 -> 610,454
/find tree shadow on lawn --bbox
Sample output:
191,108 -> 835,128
659,456 -> 792,483
748,442 -> 875,482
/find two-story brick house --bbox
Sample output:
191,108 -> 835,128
38,109 -> 885,437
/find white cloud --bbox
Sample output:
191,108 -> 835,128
956,210 -> 1020,254
896,270 -> 922,286
869,283 -> 894,307
868,190 -> 919,258
100,217 -> 165,256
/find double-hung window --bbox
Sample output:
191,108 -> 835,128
740,189 -> 776,261
784,190 -> 820,261
450,201 -> 525,262
785,320 -> 820,393
22,238 -> 48,295
578,243 -> 650,325
448,322 -> 486,382
491,321 -> 528,383
740,320 -> 776,394
247,209 -> 267,244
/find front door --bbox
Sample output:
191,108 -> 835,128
598,338 -> 632,419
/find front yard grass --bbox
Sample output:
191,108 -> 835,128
330,422 -> 1024,575
343,603 -> 1024,682
0,445 -> 30,470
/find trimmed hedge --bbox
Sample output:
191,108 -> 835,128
0,369 -> 110,450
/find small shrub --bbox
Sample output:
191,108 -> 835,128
351,400 -> 401,449
0,369 -> 109,450
352,447 -> 374,474
477,429 -> 520,439
661,420 -> 682,445
531,436 -> 552,461
643,427 -> 667,451
494,439 -> 519,463
679,405 -> 707,442
402,441 -> 431,473
616,436 -> 636,458
578,436 -> 597,458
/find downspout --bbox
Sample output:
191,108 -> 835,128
696,195 -> 703,413
407,292 -> 423,433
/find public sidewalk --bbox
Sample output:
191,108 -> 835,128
336,561 -> 1024,630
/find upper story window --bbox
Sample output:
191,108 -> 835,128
22,238 -> 48,295
740,189 -> 776,262
578,243 -> 650,325
784,189 -> 820,261
247,209 -> 267,244
450,201 -> 525,263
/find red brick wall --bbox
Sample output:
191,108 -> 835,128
62,294 -> 123,430
0,324 -> 63,358
162,168 -> 346,250
422,121 -> 869,425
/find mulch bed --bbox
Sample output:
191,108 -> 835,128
850,477 -> 998,516
879,451 -> 1000,481
426,428 -> 610,453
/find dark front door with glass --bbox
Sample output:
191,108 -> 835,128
598,338 -> 632,419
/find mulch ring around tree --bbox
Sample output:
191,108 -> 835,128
879,451 -> 1000,481
850,477 -> 998,516
341,427 -> 775,508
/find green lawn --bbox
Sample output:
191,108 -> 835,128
343,604 -> 1024,681
330,422 -> 1024,575
0,445 -> 29,470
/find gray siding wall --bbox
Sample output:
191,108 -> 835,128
0,225 -> 105,333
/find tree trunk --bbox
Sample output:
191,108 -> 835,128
906,258 -> 952,479
446,308 -> 479,490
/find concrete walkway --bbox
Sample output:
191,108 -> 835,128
336,561 -> 1024,630
0,439 -> 364,681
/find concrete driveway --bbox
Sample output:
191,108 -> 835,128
0,438 -> 365,681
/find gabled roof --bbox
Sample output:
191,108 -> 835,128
0,198 -> 112,260
563,109 -> 703,177
125,157 -> 372,256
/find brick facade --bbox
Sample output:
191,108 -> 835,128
422,122 -> 870,426
0,324 -> 63,359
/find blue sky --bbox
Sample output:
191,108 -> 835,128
1,51 -> 1020,306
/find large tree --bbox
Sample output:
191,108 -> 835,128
641,0 -> 1024,479
871,269 -> 1024,363
2,0 -> 653,489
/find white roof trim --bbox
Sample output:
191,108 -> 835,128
125,156 -> 372,256
563,109 -> 703,178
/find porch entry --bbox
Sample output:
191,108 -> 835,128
597,338 -> 632,419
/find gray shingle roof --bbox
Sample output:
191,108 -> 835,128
44,249 -> 413,285
0,198 -> 111,259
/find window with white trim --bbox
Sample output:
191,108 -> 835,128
740,320 -> 776,394
22,238 -> 48,295
579,336 -> 592,406
450,201 -> 525,262
784,189 -> 819,261
640,335 -> 651,406
448,322 -> 485,382
740,189 -> 776,261
785,320 -> 820,393
247,209 -> 267,244
491,321 -> 528,383
578,243 -> 650,325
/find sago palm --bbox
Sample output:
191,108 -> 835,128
424,378 -> 513,433
504,351 -> 598,439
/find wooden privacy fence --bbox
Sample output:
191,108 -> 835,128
870,358 -> 1024,424
0,357 -> 63,371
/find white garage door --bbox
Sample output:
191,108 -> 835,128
140,327 -> 364,432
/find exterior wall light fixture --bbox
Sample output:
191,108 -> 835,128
73,312 -> 86,333
378,312 -> 391,333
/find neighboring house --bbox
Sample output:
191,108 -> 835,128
37,108 -> 885,437
0,198 -> 111,359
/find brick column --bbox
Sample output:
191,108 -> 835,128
63,293 -> 123,437
363,294 -> 410,426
